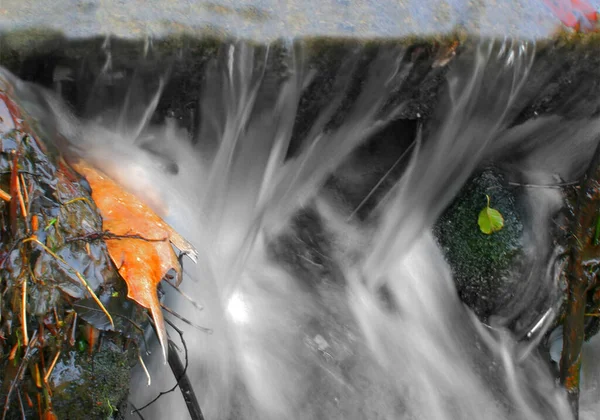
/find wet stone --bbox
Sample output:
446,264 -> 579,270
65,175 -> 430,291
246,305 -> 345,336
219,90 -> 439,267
433,169 -> 525,321
48,340 -> 137,420
268,208 -> 339,290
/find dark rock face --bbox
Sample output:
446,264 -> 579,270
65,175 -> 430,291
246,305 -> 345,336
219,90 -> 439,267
269,209 -> 338,289
433,169 -> 524,320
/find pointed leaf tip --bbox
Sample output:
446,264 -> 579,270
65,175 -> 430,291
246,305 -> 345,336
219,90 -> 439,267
69,158 -> 195,364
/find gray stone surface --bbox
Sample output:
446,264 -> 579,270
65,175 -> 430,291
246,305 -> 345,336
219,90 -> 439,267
1,0 -> 599,41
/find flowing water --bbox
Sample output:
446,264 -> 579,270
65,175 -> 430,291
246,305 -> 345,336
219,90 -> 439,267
5,36 -> 600,419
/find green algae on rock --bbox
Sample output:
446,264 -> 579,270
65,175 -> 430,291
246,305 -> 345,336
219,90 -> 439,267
48,341 -> 138,420
433,169 -> 524,321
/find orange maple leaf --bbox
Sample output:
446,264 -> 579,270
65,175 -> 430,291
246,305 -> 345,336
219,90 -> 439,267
69,159 -> 197,361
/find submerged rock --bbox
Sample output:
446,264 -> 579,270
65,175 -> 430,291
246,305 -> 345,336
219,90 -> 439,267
49,341 -> 137,420
269,208 -> 338,289
433,169 -> 524,320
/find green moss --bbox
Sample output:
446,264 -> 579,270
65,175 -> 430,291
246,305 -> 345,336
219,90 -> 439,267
433,169 -> 524,320
50,340 -> 137,420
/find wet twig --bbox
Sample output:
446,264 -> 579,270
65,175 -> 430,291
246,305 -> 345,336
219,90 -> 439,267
1,331 -> 39,420
128,401 -> 146,420
560,139 -> 600,419
65,231 -> 169,244
132,318 -> 204,420
507,180 -> 581,188
161,303 -> 212,334
347,125 -> 420,221
167,332 -> 205,420
9,151 -> 19,235
138,352 -> 152,386
0,187 -> 10,201
163,277 -> 204,311
15,390 -> 25,420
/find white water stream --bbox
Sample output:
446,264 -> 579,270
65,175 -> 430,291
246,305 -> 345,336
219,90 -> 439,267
5,36 -> 600,420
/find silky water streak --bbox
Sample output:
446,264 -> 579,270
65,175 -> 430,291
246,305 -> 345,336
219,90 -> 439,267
9,37 -> 600,419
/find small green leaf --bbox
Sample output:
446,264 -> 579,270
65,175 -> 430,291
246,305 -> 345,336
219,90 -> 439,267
76,339 -> 87,352
478,195 -> 504,235
44,218 -> 57,231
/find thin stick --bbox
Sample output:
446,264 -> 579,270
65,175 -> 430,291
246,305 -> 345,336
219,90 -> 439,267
53,307 -> 60,325
9,152 -> 19,235
132,318 -> 204,420
62,196 -> 94,208
347,140 -> 416,221
21,278 -> 28,347
161,303 -> 212,334
507,180 -> 580,188
15,174 -> 27,218
70,312 -> 77,346
36,394 -> 42,420
128,401 -> 146,420
32,364 -> 42,389
66,231 -> 168,244
8,342 -> 19,361
1,331 -> 38,420
0,237 -> 22,269
31,215 -> 38,232
138,353 -> 151,386
163,278 -> 204,311
19,173 -> 28,205
16,391 -> 25,420
22,237 -> 114,329
24,392 -> 33,409
43,350 -> 61,384
26,176 -> 34,216
0,187 -> 10,202
166,338 -> 205,420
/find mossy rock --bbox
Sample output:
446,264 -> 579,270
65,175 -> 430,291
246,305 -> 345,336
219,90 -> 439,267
1,338 -> 135,420
433,169 -> 524,320
49,340 -> 137,420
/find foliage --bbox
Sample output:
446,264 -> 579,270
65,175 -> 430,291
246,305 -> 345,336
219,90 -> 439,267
0,78 -> 195,418
478,194 -> 504,235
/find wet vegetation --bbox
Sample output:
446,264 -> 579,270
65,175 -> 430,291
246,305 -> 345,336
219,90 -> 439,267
433,169 -> 524,321
0,86 -> 145,418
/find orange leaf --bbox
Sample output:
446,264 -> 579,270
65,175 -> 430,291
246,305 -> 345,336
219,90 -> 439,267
69,158 -> 197,361
42,411 -> 58,420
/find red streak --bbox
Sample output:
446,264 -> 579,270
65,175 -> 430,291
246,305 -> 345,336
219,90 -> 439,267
542,0 -> 599,31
